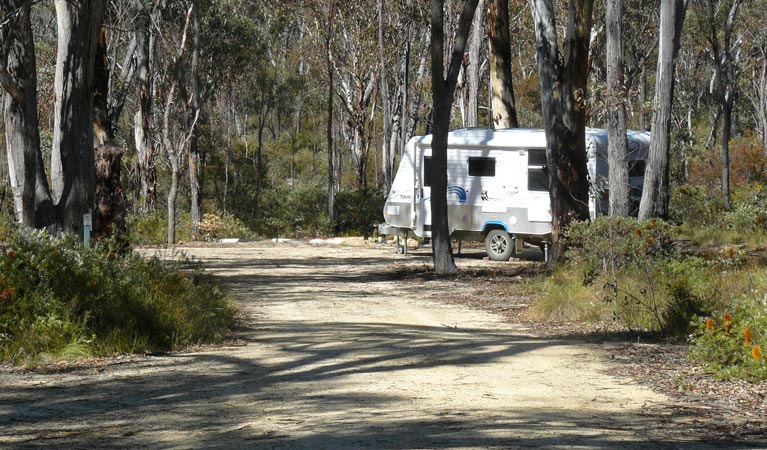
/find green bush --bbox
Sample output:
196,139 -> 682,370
127,210 -> 193,245
335,188 -> 385,236
561,217 -> 713,333
670,184 -> 767,245
197,213 -> 256,241
0,229 -> 235,367
690,292 -> 767,380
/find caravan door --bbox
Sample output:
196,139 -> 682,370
417,146 -> 432,237
526,148 -> 552,223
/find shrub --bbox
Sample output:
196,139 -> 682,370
561,217 -> 713,333
335,188 -> 385,236
197,213 -> 255,241
0,230 -> 235,367
690,292 -> 767,380
126,210 -> 193,246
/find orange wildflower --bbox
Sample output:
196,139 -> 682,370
724,313 -> 733,322
744,328 -> 753,345
647,237 -> 655,245
706,318 -> 716,331
728,247 -> 735,258
753,346 -> 763,360
635,228 -> 642,237
0,288 -> 14,299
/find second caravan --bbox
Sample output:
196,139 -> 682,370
377,128 -> 651,260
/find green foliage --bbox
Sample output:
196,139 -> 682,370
0,230 -> 235,367
527,270 -> 607,323
334,189 -> 385,236
690,292 -> 767,380
126,211 -> 194,246
671,184 -> 767,246
561,217 -> 713,333
256,184 -> 329,237
197,213 -> 256,241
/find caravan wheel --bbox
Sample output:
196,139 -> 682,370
485,229 -> 514,261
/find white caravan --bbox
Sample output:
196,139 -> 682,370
378,128 -> 650,260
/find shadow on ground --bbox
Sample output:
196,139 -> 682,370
0,245 -> 759,449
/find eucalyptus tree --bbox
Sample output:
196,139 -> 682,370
133,0 -> 158,214
154,0 -> 199,244
606,0 -> 630,216
703,0 -> 743,210
331,1 -> 378,190
51,0 -> 107,234
465,0 -> 484,127
488,0 -> 519,129
639,0 -> 689,220
430,0 -> 480,274
742,0 -> 767,153
529,0 -> 595,266
1,0 -> 39,227
2,0 -> 106,234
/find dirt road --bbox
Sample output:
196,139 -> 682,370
0,241 -> 737,449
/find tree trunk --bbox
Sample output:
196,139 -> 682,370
134,0 -> 156,213
1,0 -> 38,227
189,129 -> 202,240
639,0 -> 688,220
326,1 -> 337,223
467,0 -> 484,127
188,2 -> 202,240
167,158 -> 180,245
430,0 -> 480,274
51,0 -> 106,236
405,31 -> 430,144
706,0 -> 741,211
488,0 -> 519,129
378,0 -> 393,191
530,0 -> 594,267
606,0 -> 630,217
93,27 -> 125,240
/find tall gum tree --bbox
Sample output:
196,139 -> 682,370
638,0 -> 689,220
705,0 -> 742,211
430,0 -> 480,274
529,0 -> 595,266
488,0 -> 519,129
51,0 -> 107,234
606,0 -> 630,216
1,0 -> 39,227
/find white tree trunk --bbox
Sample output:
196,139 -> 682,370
606,0 -> 630,216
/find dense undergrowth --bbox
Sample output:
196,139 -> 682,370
0,230 -> 235,368
531,212 -> 767,380
127,186 -> 386,245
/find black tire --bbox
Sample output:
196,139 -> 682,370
485,229 -> 514,261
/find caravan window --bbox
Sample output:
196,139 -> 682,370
527,149 -> 549,192
629,160 -> 646,178
528,149 -> 547,166
468,157 -> 495,177
423,156 -> 433,187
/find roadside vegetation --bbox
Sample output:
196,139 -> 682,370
0,230 -> 235,369
529,181 -> 767,381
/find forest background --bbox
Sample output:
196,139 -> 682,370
2,0 -> 766,246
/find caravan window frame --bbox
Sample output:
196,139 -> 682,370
527,148 -> 549,192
